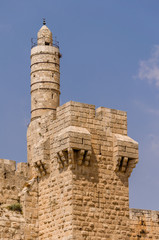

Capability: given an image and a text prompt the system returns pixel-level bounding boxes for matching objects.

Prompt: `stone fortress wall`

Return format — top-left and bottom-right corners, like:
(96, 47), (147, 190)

(0, 159), (27, 239)
(0, 22), (159, 239)
(130, 209), (159, 239)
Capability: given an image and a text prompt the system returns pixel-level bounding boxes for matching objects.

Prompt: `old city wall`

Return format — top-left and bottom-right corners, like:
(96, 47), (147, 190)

(0, 159), (28, 239)
(0, 159), (28, 205)
(0, 159), (39, 240)
(0, 207), (25, 240)
(130, 209), (159, 239)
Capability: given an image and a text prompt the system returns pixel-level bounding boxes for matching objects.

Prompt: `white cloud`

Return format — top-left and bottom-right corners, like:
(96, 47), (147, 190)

(138, 45), (159, 87)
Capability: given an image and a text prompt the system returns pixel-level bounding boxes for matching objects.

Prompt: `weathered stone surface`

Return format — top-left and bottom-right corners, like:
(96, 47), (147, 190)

(0, 207), (25, 240)
(130, 209), (159, 239)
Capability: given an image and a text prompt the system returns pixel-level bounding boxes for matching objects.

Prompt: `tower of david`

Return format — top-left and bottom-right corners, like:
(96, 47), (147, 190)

(0, 22), (159, 240)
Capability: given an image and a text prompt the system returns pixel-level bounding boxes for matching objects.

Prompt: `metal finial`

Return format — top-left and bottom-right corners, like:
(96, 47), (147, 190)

(43, 18), (46, 25)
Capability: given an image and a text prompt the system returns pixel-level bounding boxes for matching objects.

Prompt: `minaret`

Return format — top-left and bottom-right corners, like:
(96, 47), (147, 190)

(30, 20), (61, 120)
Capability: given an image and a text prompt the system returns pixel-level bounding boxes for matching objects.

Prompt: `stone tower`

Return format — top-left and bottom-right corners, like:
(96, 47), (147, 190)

(27, 23), (140, 239)
(30, 21), (60, 120)
(1, 22), (159, 240)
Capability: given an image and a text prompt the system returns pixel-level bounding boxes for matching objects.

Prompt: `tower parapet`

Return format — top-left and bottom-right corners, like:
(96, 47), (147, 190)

(30, 23), (61, 120)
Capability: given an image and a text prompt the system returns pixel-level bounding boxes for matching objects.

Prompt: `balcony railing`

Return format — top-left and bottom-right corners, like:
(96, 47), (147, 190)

(31, 37), (59, 49)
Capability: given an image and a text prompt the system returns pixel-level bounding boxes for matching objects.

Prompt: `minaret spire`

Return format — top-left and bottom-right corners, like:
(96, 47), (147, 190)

(43, 18), (46, 25)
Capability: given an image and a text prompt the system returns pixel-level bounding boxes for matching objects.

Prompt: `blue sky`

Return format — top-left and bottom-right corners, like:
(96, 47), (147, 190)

(0, 0), (159, 210)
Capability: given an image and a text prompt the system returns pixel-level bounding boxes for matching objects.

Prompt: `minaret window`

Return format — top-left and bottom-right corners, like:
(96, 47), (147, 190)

(45, 42), (50, 45)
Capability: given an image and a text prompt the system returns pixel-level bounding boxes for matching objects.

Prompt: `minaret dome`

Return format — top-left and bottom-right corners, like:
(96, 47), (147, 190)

(37, 25), (53, 46)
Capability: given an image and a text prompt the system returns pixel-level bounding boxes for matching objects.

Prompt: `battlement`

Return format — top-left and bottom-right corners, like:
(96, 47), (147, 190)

(0, 158), (28, 205)
(56, 101), (96, 120)
(0, 158), (16, 174)
(130, 208), (159, 222)
(96, 106), (127, 135)
(55, 101), (127, 134)
(130, 208), (159, 238)
(0, 158), (28, 176)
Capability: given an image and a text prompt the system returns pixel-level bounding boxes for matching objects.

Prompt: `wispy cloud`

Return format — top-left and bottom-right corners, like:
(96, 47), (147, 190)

(137, 45), (159, 87)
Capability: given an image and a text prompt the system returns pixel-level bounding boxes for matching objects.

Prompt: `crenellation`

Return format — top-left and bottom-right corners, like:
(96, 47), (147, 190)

(0, 158), (16, 172)
(0, 159), (28, 206)
(130, 209), (159, 239)
(96, 107), (128, 136)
